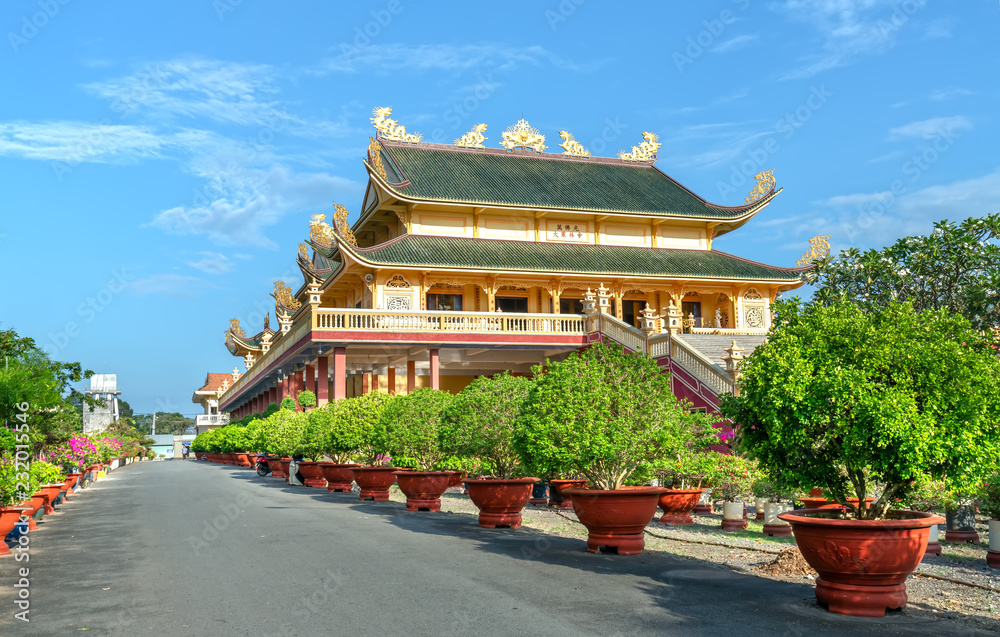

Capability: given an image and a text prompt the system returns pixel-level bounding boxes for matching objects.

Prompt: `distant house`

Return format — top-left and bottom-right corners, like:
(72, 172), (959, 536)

(149, 434), (175, 458)
(191, 371), (238, 435)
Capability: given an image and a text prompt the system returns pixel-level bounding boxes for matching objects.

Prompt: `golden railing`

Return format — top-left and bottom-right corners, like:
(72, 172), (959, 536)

(312, 309), (586, 334)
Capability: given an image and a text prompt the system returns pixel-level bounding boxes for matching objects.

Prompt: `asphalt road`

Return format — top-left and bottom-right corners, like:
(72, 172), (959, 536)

(0, 461), (989, 637)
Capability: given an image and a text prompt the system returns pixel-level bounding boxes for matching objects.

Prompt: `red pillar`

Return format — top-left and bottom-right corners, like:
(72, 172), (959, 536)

(333, 347), (347, 400)
(317, 357), (329, 405)
(306, 364), (316, 395)
(387, 366), (395, 395)
(269, 386), (277, 408)
(281, 375), (289, 402)
(362, 373), (370, 395)
(430, 349), (440, 391)
(406, 360), (416, 394)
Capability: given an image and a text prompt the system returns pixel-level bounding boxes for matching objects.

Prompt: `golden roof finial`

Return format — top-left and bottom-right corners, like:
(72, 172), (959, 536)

(309, 214), (335, 248)
(333, 203), (357, 247)
(745, 170), (776, 204)
(558, 131), (590, 157)
(368, 136), (387, 180)
(618, 132), (661, 163)
(273, 281), (302, 311)
(500, 119), (547, 153)
(298, 242), (309, 263)
(370, 106), (422, 143)
(455, 123), (488, 149)
(228, 318), (245, 338)
(796, 235), (831, 266)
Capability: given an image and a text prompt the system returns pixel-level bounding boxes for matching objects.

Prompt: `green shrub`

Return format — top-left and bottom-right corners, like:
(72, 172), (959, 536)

(0, 459), (37, 505)
(280, 397), (296, 411)
(514, 342), (711, 490)
(30, 460), (65, 485)
(312, 392), (395, 464)
(258, 409), (309, 458)
(380, 389), (453, 471)
(440, 373), (533, 478)
(262, 402), (279, 418)
(721, 299), (1000, 519)
(297, 390), (317, 410)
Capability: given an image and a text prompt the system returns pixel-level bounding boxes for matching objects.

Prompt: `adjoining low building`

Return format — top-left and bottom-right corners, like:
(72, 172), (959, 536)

(216, 109), (808, 417)
(149, 434), (175, 459)
(191, 372), (236, 434)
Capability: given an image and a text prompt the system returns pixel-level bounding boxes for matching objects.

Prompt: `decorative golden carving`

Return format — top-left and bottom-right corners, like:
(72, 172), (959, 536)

(309, 214), (336, 248)
(618, 132), (661, 163)
(273, 281), (302, 310)
(455, 123), (487, 149)
(796, 234), (832, 266)
(332, 203), (358, 247)
(385, 274), (411, 288)
(368, 136), (387, 180)
(745, 170), (776, 204)
(371, 106), (422, 143)
(298, 242), (309, 263)
(228, 318), (246, 338)
(500, 119), (547, 153)
(744, 288), (763, 300)
(558, 131), (589, 157)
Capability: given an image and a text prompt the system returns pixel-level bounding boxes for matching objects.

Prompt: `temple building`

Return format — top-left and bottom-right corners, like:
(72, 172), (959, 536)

(217, 108), (807, 418)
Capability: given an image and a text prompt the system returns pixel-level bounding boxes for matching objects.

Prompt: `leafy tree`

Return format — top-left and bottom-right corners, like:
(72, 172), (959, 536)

(297, 390), (316, 410)
(440, 373), (533, 478)
(134, 412), (195, 435)
(514, 342), (709, 490)
(380, 389), (452, 471)
(807, 214), (1000, 332)
(118, 399), (134, 419)
(721, 299), (1000, 520)
(257, 409), (309, 458)
(280, 397), (296, 411)
(311, 392), (395, 464)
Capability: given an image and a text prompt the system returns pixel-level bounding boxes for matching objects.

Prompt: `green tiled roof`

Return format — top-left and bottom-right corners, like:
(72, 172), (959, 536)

(345, 235), (803, 281)
(380, 143), (766, 219)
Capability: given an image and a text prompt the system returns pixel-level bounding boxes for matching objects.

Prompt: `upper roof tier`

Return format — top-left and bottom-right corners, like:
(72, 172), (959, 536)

(373, 139), (776, 220)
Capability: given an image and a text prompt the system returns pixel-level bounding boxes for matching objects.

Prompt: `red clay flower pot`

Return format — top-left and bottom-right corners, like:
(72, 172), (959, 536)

(548, 479), (588, 510)
(319, 462), (359, 492)
(295, 461), (328, 488)
(0, 506), (25, 555)
(351, 467), (399, 500)
(464, 478), (538, 528)
(564, 486), (667, 555)
(778, 508), (944, 617)
(270, 458), (290, 480)
(27, 494), (45, 530)
(692, 503), (713, 514)
(395, 471), (453, 512)
(233, 453), (252, 467)
(447, 471), (468, 489)
(988, 551), (1000, 569)
(657, 489), (705, 526)
(40, 484), (62, 515)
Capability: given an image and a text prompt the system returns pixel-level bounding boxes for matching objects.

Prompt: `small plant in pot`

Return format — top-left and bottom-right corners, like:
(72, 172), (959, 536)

(514, 342), (711, 555)
(380, 388), (454, 512)
(721, 299), (1000, 617)
(713, 454), (759, 531)
(977, 473), (1000, 569)
(650, 414), (722, 526)
(440, 372), (538, 528)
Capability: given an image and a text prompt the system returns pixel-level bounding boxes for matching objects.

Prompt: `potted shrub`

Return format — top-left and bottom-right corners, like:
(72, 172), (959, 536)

(514, 342), (707, 555)
(0, 458), (35, 553)
(297, 390), (317, 412)
(721, 299), (1000, 617)
(31, 461), (65, 515)
(258, 409), (309, 480)
(314, 392), (394, 493)
(381, 388), (455, 511)
(291, 410), (328, 487)
(650, 420), (722, 526)
(977, 473), (1000, 568)
(713, 454), (758, 531)
(440, 372), (538, 528)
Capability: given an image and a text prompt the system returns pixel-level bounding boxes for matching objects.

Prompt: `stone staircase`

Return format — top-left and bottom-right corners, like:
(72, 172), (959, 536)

(672, 334), (768, 371)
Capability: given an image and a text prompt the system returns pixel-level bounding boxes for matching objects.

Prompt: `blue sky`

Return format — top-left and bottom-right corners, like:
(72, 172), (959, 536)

(0, 0), (995, 413)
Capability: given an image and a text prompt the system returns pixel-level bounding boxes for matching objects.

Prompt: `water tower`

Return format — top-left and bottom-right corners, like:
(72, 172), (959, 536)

(82, 374), (122, 433)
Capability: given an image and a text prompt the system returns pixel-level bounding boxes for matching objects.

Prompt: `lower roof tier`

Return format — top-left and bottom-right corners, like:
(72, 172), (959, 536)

(339, 234), (805, 282)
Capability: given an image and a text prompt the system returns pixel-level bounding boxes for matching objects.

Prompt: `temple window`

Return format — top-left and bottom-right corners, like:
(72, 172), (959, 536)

(427, 293), (463, 311)
(559, 298), (584, 314)
(682, 300), (703, 327)
(496, 296), (528, 313)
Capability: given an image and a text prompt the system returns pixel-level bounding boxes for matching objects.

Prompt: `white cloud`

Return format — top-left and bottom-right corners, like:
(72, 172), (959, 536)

(186, 252), (236, 274)
(313, 43), (600, 75)
(774, 0), (916, 80)
(922, 18), (955, 40)
(712, 34), (759, 54)
(887, 116), (971, 141)
(127, 274), (220, 298)
(150, 165), (363, 247)
(928, 87), (974, 101)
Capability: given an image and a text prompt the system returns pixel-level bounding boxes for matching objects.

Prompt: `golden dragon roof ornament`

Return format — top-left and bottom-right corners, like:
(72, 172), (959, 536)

(228, 318), (246, 338)
(333, 202), (357, 247)
(618, 132), (661, 163)
(371, 106), (422, 143)
(796, 234), (831, 266)
(298, 242), (309, 263)
(309, 214), (336, 249)
(745, 170), (776, 205)
(455, 123), (487, 149)
(273, 281), (302, 311)
(558, 131), (590, 157)
(368, 136), (387, 180)
(500, 118), (547, 153)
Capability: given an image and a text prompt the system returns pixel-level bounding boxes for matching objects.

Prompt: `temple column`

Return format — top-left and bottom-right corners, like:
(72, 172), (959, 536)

(306, 364), (316, 395)
(317, 357), (329, 406)
(406, 360), (416, 394)
(269, 386), (277, 407)
(387, 366), (396, 395)
(281, 375), (289, 402)
(333, 347), (347, 400)
(362, 372), (370, 395)
(430, 349), (440, 391)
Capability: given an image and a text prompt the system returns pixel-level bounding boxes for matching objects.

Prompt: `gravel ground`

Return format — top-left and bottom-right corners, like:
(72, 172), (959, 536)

(387, 488), (1000, 632)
